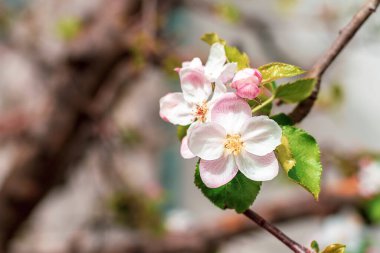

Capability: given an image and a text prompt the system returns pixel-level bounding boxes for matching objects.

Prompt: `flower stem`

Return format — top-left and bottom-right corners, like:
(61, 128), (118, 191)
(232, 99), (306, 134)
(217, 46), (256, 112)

(252, 94), (275, 114)
(243, 209), (313, 253)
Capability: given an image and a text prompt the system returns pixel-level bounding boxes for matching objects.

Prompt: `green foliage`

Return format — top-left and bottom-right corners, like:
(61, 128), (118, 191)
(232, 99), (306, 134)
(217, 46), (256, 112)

(321, 244), (346, 253)
(201, 33), (226, 45)
(275, 78), (317, 103)
(56, 17), (82, 41)
(195, 162), (261, 213)
(258, 62), (305, 84)
(108, 191), (164, 234)
(177, 125), (190, 141)
(364, 195), (380, 224)
(277, 126), (322, 199)
(225, 45), (250, 70)
(270, 113), (294, 126)
(311, 240), (320, 253)
(215, 3), (241, 23)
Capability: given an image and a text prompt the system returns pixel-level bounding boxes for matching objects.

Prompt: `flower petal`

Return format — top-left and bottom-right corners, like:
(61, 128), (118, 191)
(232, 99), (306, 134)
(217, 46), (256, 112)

(180, 67), (212, 104)
(159, 92), (194, 125)
(240, 116), (282, 156)
(211, 92), (252, 134)
(180, 135), (196, 159)
(236, 150), (279, 181)
(205, 43), (226, 82)
(182, 57), (203, 69)
(219, 62), (237, 84)
(200, 155), (238, 188)
(188, 122), (226, 160)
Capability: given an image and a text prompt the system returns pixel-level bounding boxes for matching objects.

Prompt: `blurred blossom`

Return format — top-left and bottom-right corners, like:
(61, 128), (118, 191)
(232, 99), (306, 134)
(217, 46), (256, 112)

(165, 209), (195, 233)
(358, 159), (380, 197)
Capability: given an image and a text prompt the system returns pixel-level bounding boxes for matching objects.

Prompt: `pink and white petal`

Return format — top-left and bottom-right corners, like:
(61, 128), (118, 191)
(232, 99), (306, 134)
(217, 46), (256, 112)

(182, 57), (203, 69)
(180, 135), (196, 159)
(236, 150), (279, 181)
(219, 62), (237, 84)
(205, 43), (226, 82)
(240, 116), (282, 156)
(200, 155), (238, 188)
(211, 92), (252, 134)
(180, 68), (212, 104)
(188, 122), (226, 160)
(159, 92), (194, 125)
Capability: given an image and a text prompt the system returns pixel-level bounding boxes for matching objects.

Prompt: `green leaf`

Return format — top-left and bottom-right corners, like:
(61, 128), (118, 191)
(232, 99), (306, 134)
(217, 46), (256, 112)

(364, 195), (380, 224)
(275, 78), (317, 103)
(177, 125), (190, 141)
(215, 3), (241, 23)
(225, 45), (250, 70)
(311, 240), (320, 253)
(201, 33), (226, 45)
(270, 113), (294, 126)
(322, 244), (346, 253)
(195, 162), (261, 213)
(258, 62), (305, 84)
(278, 126), (322, 199)
(248, 94), (273, 115)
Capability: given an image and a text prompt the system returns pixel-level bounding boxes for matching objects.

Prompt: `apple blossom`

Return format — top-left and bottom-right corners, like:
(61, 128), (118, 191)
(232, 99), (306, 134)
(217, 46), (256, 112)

(188, 93), (282, 188)
(358, 159), (380, 197)
(231, 68), (262, 100)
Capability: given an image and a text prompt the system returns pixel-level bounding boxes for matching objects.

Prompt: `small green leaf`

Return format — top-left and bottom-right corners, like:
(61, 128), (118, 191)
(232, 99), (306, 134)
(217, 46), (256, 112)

(322, 244), (346, 253)
(56, 16), (82, 41)
(275, 78), (317, 103)
(177, 125), (190, 141)
(195, 162), (261, 213)
(270, 113), (294, 126)
(364, 195), (380, 224)
(279, 126), (322, 199)
(275, 136), (296, 173)
(201, 33), (226, 45)
(258, 62), (305, 84)
(215, 3), (241, 23)
(311, 240), (320, 253)
(225, 45), (250, 70)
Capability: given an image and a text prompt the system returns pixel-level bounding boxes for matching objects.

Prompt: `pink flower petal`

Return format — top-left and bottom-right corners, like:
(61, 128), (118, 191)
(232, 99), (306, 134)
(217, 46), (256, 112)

(200, 155), (238, 188)
(180, 135), (196, 159)
(188, 122), (226, 160)
(240, 116), (282, 156)
(180, 68), (212, 105)
(231, 68), (262, 100)
(236, 151), (279, 181)
(159, 92), (194, 125)
(211, 93), (252, 134)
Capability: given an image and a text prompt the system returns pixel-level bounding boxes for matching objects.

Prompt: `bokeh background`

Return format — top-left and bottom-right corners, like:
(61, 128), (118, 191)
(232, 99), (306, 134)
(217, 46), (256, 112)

(0, 0), (380, 252)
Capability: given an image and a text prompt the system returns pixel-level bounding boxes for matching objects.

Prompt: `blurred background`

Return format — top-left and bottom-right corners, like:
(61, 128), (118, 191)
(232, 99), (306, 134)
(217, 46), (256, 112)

(0, 0), (380, 252)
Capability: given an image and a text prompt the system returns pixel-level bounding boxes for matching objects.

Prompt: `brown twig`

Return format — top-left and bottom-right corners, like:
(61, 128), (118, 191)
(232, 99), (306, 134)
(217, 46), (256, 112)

(243, 209), (313, 253)
(289, 0), (380, 123)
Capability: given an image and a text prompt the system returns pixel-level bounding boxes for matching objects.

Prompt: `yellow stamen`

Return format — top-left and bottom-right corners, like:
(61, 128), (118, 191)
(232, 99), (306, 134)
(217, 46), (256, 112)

(194, 102), (208, 123)
(224, 134), (243, 155)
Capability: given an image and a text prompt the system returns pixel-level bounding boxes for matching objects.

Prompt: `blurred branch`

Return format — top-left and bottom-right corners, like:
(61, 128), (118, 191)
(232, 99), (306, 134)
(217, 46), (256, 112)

(0, 0), (181, 250)
(289, 0), (380, 123)
(69, 192), (354, 253)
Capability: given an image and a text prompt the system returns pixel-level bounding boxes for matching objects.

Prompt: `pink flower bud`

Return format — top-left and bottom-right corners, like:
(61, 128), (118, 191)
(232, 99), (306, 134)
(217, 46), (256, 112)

(231, 68), (262, 100)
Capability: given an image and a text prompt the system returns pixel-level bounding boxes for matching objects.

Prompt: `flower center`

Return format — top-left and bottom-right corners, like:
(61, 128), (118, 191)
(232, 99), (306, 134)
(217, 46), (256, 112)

(194, 102), (208, 123)
(224, 134), (243, 155)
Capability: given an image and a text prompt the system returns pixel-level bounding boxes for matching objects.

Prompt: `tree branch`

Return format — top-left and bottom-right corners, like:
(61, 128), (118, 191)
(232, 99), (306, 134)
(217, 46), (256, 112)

(289, 0), (380, 123)
(243, 209), (313, 253)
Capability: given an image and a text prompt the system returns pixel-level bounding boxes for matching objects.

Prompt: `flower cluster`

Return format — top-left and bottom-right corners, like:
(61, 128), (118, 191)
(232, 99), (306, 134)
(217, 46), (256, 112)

(159, 42), (282, 188)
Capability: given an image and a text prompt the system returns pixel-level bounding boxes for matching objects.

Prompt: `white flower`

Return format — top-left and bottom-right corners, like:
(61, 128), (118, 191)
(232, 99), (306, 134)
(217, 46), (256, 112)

(188, 93), (282, 188)
(159, 43), (237, 159)
(358, 159), (380, 197)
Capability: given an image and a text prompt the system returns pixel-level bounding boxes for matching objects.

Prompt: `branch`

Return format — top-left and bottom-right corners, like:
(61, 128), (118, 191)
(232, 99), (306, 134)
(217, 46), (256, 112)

(243, 209), (313, 253)
(289, 0), (380, 123)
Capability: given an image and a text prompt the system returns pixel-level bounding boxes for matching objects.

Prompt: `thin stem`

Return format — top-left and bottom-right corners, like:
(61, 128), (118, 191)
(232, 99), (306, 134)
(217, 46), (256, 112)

(252, 94), (275, 113)
(289, 0), (380, 123)
(243, 209), (313, 253)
